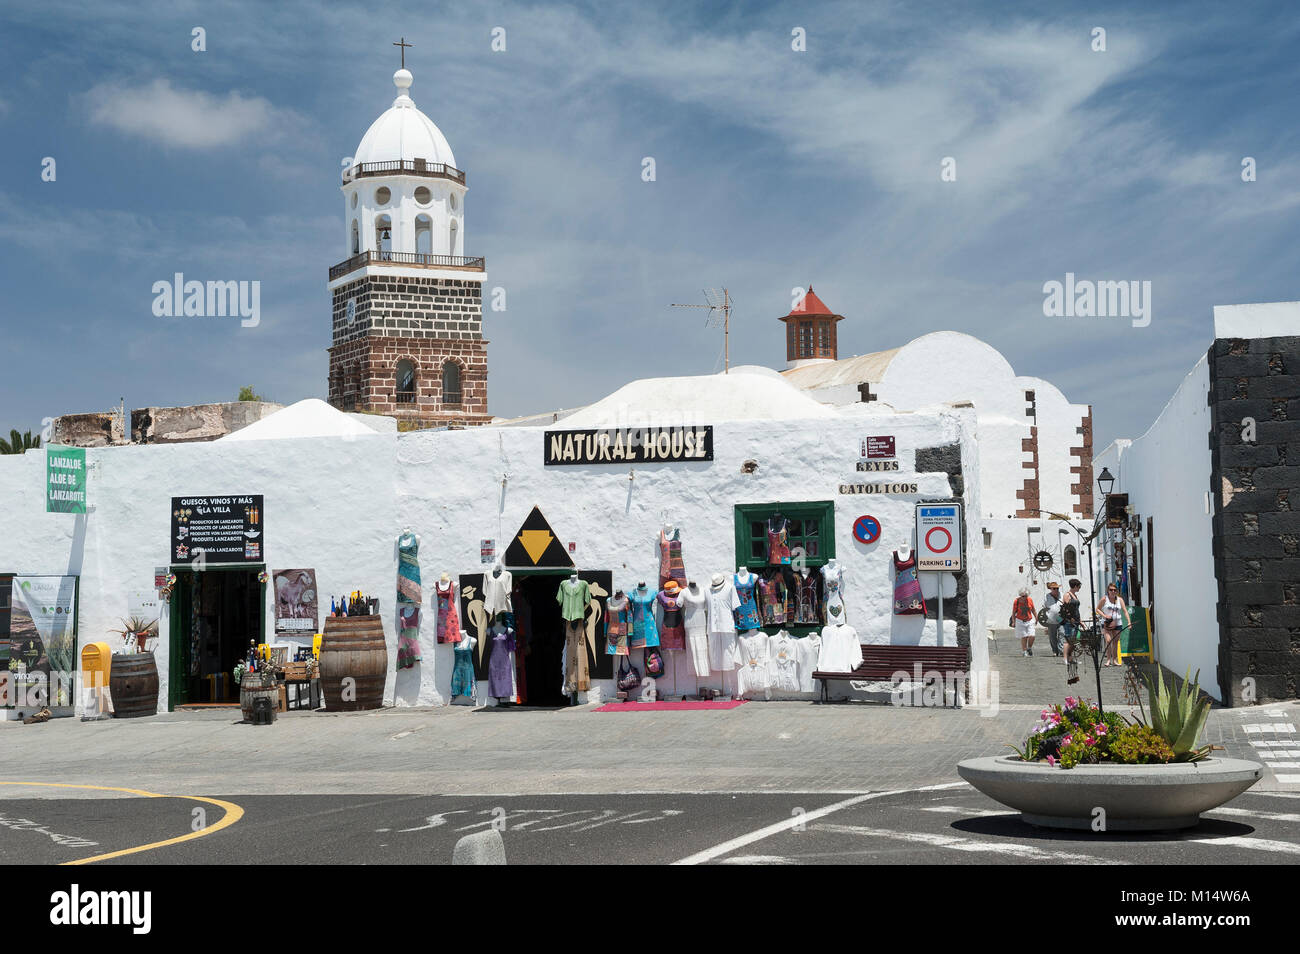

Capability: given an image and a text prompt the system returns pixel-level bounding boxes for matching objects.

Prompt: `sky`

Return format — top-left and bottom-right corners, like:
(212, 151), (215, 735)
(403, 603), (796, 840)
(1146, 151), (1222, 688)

(1, 0), (1298, 451)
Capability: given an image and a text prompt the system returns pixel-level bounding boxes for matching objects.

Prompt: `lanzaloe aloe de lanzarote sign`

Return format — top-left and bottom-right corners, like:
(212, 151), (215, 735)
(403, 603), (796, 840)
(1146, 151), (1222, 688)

(45, 445), (86, 514)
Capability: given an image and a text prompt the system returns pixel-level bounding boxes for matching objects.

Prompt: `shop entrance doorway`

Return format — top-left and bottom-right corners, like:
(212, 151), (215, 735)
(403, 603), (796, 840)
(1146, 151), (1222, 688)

(516, 574), (568, 707)
(168, 565), (265, 709)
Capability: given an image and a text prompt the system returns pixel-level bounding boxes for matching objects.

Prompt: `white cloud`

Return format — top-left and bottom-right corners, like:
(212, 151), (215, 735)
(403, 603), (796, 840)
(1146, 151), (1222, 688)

(84, 78), (298, 148)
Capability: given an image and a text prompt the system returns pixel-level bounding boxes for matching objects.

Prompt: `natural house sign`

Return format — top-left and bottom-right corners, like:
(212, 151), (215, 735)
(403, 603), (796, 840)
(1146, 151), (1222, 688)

(544, 427), (713, 465)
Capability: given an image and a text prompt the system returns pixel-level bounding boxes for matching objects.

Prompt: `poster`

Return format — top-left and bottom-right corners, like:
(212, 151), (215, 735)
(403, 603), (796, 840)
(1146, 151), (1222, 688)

(273, 568), (319, 633)
(46, 446), (86, 514)
(480, 540), (495, 564)
(6, 576), (78, 708)
(862, 435), (896, 459)
(171, 495), (263, 564)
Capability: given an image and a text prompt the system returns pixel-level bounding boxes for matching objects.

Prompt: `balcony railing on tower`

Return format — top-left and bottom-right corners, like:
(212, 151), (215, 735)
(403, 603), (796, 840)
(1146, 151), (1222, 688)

(343, 160), (466, 185)
(329, 250), (486, 280)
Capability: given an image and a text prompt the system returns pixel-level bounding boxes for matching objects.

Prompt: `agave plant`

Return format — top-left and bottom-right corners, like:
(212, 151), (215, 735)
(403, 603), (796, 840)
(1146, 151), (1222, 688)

(1137, 668), (1214, 762)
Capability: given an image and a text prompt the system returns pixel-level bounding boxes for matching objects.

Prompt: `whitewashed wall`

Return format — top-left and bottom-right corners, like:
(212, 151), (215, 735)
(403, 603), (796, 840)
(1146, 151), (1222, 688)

(0, 401), (992, 714)
(396, 404), (987, 705)
(0, 434), (398, 715)
(1091, 356), (1219, 698)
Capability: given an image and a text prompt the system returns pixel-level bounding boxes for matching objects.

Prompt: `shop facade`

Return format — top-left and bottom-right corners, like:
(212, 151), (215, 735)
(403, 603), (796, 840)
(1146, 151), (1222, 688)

(0, 371), (990, 716)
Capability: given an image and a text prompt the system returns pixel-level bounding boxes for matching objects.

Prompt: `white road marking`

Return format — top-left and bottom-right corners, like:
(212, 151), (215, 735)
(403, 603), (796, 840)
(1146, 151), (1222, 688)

(1208, 806), (1300, 823)
(1184, 835), (1300, 856)
(672, 781), (970, 865)
(811, 824), (1123, 864)
(915, 805), (1005, 817)
(0, 812), (98, 849)
(1262, 761), (1300, 767)
(719, 855), (793, 865)
(1243, 723), (1296, 734)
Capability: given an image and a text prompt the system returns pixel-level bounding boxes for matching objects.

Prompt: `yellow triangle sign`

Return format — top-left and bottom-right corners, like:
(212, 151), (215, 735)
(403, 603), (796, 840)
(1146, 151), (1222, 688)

(518, 529), (554, 565)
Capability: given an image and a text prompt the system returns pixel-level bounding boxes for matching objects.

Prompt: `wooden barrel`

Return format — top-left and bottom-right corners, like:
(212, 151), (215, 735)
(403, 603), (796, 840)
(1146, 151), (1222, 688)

(240, 672), (279, 723)
(319, 616), (388, 711)
(109, 652), (159, 718)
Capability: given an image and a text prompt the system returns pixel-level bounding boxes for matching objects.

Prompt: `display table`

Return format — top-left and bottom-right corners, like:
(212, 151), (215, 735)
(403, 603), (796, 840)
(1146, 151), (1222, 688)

(284, 677), (321, 710)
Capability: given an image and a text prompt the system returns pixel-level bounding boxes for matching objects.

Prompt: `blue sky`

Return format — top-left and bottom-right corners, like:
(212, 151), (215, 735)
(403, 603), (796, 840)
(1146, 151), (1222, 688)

(2, 0), (1298, 450)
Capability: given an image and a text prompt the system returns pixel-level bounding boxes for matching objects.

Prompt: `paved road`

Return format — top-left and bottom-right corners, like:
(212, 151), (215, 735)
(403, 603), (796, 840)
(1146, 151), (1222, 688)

(2, 786), (1298, 865)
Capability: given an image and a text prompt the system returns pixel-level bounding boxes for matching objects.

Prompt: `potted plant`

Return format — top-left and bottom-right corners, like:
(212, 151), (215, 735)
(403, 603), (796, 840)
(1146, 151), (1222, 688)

(111, 616), (159, 653)
(957, 670), (1262, 830)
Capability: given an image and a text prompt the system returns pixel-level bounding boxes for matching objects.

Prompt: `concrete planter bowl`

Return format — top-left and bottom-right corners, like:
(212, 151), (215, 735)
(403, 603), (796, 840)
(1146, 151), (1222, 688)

(957, 755), (1262, 831)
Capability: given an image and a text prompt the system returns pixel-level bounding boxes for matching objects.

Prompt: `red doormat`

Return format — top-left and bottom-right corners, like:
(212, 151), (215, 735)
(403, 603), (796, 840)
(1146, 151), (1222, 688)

(593, 700), (747, 712)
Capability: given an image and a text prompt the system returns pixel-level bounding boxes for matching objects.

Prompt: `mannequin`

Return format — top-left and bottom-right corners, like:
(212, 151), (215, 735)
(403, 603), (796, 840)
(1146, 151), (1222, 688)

(433, 573), (461, 644)
(821, 559), (846, 623)
(483, 561), (513, 617)
(659, 522), (686, 588)
(491, 559), (504, 578)
(816, 602), (862, 674)
(735, 566), (752, 584)
(732, 567), (762, 632)
(487, 617), (517, 702)
(450, 628), (478, 702)
(557, 573), (592, 698)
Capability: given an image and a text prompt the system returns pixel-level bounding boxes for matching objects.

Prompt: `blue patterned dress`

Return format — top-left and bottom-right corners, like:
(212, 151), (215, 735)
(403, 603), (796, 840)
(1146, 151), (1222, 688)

(733, 574), (762, 631)
(450, 640), (476, 698)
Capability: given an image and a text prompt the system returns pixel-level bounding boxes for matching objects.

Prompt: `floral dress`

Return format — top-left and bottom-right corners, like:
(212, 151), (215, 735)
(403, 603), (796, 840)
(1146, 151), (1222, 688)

(733, 574), (762, 631)
(435, 580), (462, 642)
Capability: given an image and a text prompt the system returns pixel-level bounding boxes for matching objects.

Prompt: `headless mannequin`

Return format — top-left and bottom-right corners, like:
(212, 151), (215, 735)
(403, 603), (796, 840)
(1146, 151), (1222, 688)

(735, 566), (752, 584)
(895, 544), (911, 561)
(491, 560), (503, 579)
(687, 580), (700, 594)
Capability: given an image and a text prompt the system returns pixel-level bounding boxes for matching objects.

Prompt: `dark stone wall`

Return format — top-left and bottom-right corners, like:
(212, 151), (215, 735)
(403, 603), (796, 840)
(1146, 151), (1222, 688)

(915, 443), (969, 647)
(1208, 335), (1300, 705)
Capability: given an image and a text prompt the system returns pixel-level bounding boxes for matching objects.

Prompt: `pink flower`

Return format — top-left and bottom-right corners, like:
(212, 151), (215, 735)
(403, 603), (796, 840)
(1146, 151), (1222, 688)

(1062, 735), (1073, 746)
(1094, 724), (1107, 736)
(1065, 696), (1078, 708)
(1085, 736), (1097, 747)
(1046, 755), (1057, 767)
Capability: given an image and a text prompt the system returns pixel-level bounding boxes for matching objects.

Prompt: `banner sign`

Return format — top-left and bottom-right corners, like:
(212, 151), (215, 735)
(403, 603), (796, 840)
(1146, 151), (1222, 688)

(46, 446), (86, 514)
(4, 576), (78, 708)
(480, 540), (495, 564)
(544, 427), (713, 465)
(272, 569), (318, 633)
(916, 503), (964, 572)
(171, 495), (263, 564)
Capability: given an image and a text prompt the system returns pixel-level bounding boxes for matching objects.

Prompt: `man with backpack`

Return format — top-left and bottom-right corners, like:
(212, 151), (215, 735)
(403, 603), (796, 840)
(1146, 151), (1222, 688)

(1041, 581), (1064, 655)
(1057, 578), (1084, 684)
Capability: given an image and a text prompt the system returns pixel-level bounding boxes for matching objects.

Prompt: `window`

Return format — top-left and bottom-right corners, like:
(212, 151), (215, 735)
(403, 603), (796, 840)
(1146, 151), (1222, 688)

(442, 360), (462, 406)
(1063, 545), (1078, 575)
(415, 214), (432, 254)
(798, 323), (811, 358)
(350, 220), (359, 255)
(450, 192), (458, 211)
(414, 186), (432, 205)
(733, 501), (836, 569)
(449, 219), (458, 254)
(376, 214), (392, 258)
(396, 359), (416, 404)
(375, 186), (391, 205)
(819, 321), (830, 355)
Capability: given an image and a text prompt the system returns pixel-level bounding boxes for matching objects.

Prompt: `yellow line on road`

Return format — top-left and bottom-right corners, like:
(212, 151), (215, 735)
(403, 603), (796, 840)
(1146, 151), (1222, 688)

(0, 782), (243, 864)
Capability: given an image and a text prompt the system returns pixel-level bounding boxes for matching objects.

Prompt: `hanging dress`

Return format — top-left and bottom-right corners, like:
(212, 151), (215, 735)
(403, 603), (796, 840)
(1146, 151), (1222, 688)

(488, 625), (517, 699)
(768, 631), (800, 692)
(733, 573), (762, 631)
(628, 587), (659, 648)
(435, 580), (462, 643)
(794, 572), (820, 625)
(396, 531), (423, 669)
(658, 528), (687, 589)
(705, 579), (740, 671)
(605, 594), (630, 656)
(450, 639), (477, 698)
(758, 575), (787, 626)
(483, 568), (513, 618)
(892, 551), (924, 616)
(657, 589), (686, 651)
(766, 517), (790, 566)
(681, 587), (710, 677)
(821, 563), (845, 622)
(735, 631), (771, 695)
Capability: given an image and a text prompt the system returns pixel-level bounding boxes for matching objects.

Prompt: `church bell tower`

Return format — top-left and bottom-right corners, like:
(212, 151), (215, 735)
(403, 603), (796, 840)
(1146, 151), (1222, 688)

(327, 53), (490, 426)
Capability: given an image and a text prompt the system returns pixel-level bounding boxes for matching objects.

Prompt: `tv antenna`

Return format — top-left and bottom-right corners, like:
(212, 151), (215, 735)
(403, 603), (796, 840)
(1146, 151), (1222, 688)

(671, 288), (734, 373)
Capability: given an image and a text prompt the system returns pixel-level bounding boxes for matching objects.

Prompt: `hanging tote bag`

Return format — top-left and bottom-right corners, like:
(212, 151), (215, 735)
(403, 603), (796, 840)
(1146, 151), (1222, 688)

(617, 656), (641, 691)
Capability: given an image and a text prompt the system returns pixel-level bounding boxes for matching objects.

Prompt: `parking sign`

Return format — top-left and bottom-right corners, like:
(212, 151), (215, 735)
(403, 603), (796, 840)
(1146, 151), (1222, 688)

(915, 503), (963, 572)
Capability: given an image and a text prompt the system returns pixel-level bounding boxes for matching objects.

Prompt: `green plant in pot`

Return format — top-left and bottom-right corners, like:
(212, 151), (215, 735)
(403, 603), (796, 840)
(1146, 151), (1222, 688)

(111, 616), (159, 653)
(1134, 667), (1215, 763)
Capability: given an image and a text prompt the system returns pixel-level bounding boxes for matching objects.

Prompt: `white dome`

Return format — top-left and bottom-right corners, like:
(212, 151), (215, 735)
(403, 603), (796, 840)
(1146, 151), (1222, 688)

(353, 70), (457, 169)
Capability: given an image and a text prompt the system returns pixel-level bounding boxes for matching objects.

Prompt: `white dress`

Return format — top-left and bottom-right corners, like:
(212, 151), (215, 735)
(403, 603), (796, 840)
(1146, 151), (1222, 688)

(483, 569), (513, 616)
(821, 563), (845, 622)
(734, 632), (770, 695)
(816, 623), (862, 673)
(681, 587), (710, 677)
(795, 634), (822, 693)
(705, 580), (741, 671)
(768, 631), (800, 692)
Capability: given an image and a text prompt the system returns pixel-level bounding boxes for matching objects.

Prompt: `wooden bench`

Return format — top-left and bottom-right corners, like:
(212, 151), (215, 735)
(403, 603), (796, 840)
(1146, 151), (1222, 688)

(813, 644), (970, 706)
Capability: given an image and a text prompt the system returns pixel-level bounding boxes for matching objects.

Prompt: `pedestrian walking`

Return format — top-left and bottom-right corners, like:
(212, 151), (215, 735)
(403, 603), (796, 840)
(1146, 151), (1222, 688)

(1011, 588), (1036, 656)
(1058, 578), (1083, 684)
(1096, 582), (1130, 667)
(1042, 581), (1063, 655)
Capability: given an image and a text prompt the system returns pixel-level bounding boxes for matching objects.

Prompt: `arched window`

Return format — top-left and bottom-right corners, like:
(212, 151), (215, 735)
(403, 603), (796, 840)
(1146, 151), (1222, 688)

(415, 215), (432, 255)
(376, 215), (392, 259)
(1063, 545), (1078, 575)
(396, 359), (416, 404)
(442, 360), (462, 407)
(449, 219), (458, 255)
(351, 220), (359, 255)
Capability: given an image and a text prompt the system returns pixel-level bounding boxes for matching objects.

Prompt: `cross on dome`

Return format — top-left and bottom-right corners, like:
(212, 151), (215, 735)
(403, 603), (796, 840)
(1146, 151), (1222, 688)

(392, 36), (412, 69)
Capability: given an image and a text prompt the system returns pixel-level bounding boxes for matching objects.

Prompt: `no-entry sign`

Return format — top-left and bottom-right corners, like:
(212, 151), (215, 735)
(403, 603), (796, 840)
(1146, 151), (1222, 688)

(916, 503), (963, 571)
